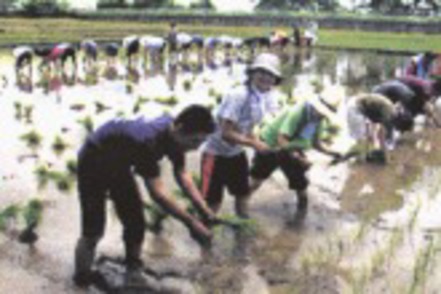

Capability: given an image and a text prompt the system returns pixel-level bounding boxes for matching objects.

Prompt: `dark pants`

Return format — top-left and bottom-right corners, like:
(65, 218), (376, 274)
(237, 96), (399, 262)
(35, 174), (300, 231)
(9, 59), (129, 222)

(77, 143), (146, 260)
(250, 150), (309, 191)
(201, 152), (250, 210)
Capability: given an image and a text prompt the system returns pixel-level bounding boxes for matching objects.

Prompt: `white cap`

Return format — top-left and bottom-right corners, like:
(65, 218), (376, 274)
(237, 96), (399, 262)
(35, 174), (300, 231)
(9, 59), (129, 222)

(248, 53), (282, 81)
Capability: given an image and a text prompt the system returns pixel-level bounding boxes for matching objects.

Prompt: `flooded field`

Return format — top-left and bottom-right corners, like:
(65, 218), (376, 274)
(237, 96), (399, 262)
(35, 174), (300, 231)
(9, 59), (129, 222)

(1, 47), (441, 294)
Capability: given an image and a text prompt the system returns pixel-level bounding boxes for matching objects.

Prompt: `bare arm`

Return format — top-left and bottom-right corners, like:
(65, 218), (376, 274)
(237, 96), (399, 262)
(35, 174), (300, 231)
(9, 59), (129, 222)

(174, 169), (217, 222)
(145, 177), (211, 239)
(220, 119), (268, 151)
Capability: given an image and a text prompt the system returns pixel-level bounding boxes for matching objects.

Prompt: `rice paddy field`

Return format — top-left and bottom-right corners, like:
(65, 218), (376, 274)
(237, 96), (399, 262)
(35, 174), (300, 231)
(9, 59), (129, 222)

(1, 17), (441, 294)
(1, 17), (441, 52)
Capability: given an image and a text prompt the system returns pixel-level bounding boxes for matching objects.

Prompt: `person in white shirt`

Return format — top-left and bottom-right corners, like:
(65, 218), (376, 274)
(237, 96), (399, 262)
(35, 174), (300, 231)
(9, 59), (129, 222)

(200, 53), (282, 218)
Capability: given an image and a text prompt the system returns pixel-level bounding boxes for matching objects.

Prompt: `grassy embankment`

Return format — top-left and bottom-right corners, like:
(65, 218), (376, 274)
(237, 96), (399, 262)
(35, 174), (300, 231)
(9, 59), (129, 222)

(0, 17), (440, 52)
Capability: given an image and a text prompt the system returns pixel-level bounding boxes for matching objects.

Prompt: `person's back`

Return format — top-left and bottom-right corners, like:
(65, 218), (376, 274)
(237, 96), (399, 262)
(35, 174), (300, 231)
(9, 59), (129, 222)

(82, 115), (176, 173)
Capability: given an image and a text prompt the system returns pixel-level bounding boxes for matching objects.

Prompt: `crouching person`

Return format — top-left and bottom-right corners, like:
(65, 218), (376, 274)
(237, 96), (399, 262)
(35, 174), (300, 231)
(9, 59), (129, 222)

(73, 105), (218, 288)
(250, 92), (342, 212)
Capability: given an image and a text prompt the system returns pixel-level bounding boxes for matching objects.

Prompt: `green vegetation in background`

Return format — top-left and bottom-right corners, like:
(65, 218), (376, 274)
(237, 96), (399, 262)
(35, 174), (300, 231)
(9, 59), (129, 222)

(0, 18), (440, 53)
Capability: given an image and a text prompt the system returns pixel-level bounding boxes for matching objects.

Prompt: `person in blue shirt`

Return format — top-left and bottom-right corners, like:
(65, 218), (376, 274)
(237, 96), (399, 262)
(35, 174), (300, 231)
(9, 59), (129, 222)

(73, 105), (218, 288)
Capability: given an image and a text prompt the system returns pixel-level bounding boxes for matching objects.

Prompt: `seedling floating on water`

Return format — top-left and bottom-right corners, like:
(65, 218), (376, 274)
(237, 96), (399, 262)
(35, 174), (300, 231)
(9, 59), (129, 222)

(20, 130), (43, 150)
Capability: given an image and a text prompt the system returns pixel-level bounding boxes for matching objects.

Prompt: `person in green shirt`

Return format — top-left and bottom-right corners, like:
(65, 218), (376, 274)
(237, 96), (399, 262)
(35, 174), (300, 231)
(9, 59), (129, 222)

(249, 93), (343, 211)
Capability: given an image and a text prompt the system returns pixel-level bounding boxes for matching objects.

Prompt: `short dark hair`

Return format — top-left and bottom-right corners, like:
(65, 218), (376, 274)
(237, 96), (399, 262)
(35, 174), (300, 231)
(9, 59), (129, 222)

(175, 105), (215, 134)
(392, 109), (414, 132)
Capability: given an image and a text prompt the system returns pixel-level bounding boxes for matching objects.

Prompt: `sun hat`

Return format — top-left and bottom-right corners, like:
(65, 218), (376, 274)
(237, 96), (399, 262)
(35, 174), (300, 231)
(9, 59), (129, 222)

(247, 53), (282, 84)
(307, 85), (345, 124)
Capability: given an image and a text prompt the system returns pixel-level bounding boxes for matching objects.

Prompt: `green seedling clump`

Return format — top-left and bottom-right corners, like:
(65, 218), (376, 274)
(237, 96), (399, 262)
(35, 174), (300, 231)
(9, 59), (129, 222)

(0, 204), (21, 231)
(52, 136), (69, 156)
(20, 130), (43, 150)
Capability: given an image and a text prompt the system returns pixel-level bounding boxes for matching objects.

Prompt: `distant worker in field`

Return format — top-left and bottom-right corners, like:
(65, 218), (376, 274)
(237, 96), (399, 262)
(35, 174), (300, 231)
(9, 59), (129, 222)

(345, 93), (412, 163)
(73, 105), (218, 288)
(139, 35), (166, 70)
(166, 21), (179, 66)
(123, 35), (140, 69)
(405, 51), (438, 79)
(249, 87), (343, 212)
(34, 43), (77, 75)
(373, 76), (441, 129)
(80, 39), (98, 72)
(200, 53), (282, 218)
(13, 45), (33, 92)
(303, 21), (319, 47)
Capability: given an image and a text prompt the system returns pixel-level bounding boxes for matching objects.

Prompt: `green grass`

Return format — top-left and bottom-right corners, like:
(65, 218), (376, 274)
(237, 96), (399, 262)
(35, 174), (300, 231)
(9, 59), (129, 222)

(0, 17), (440, 52)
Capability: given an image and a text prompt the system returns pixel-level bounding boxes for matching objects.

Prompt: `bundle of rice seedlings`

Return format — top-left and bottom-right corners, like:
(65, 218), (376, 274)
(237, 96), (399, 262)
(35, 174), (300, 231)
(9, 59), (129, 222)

(143, 202), (167, 234)
(215, 214), (259, 237)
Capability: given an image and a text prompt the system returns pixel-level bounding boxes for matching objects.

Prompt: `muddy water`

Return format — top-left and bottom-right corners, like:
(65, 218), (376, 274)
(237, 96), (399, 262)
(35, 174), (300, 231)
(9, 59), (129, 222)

(1, 47), (441, 293)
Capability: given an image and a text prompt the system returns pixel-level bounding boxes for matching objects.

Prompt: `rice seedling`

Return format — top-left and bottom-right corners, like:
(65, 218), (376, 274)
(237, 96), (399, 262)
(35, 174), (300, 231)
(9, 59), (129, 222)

(409, 237), (435, 294)
(22, 198), (43, 228)
(408, 198), (421, 231)
(126, 82), (133, 94)
(14, 101), (23, 120)
(183, 79), (192, 92)
(132, 96), (149, 114)
(349, 265), (371, 294)
(53, 172), (75, 193)
(95, 101), (111, 114)
(143, 202), (167, 234)
(34, 165), (75, 193)
(77, 116), (94, 134)
(103, 66), (119, 80)
(154, 95), (178, 106)
(20, 129), (43, 150)
(355, 220), (370, 242)
(65, 159), (78, 177)
(34, 164), (51, 189)
(52, 135), (69, 156)
(215, 214), (259, 237)
(0, 204), (21, 231)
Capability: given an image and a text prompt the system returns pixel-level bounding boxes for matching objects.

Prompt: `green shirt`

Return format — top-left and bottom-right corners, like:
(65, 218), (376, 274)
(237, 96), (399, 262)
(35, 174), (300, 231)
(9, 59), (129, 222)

(260, 101), (326, 151)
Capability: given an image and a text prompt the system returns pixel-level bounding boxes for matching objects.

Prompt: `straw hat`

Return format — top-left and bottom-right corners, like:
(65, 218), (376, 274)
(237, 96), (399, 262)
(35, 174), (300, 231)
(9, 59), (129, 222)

(247, 53), (282, 84)
(308, 85), (345, 125)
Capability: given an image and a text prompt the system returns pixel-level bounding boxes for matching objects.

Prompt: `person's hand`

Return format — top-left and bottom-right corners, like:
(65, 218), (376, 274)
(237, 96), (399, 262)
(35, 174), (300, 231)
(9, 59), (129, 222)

(253, 140), (269, 152)
(189, 219), (212, 248)
(292, 151), (311, 169)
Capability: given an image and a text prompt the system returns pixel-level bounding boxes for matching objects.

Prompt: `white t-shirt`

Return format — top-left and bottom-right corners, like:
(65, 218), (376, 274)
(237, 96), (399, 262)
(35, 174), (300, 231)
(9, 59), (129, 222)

(203, 84), (278, 156)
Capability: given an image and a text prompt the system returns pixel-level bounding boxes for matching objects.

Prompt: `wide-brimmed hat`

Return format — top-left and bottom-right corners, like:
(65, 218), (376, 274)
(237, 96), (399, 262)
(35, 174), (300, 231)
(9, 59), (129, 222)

(247, 53), (282, 84)
(308, 85), (345, 124)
